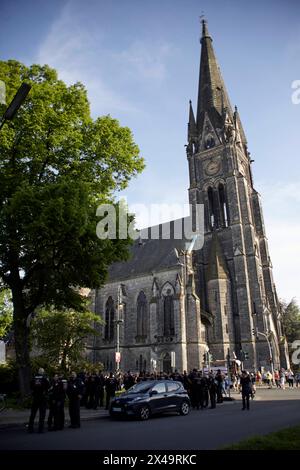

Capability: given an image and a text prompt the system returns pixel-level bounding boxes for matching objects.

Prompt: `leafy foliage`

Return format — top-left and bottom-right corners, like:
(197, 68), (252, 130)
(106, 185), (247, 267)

(31, 308), (101, 371)
(0, 60), (144, 313)
(0, 288), (13, 339)
(282, 298), (300, 345)
(0, 60), (144, 394)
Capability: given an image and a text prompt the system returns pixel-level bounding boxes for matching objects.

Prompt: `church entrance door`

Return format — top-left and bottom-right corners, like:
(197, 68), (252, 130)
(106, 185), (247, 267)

(162, 353), (171, 373)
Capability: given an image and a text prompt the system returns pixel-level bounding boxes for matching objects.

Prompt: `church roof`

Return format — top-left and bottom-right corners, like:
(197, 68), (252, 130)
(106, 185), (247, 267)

(108, 219), (190, 281)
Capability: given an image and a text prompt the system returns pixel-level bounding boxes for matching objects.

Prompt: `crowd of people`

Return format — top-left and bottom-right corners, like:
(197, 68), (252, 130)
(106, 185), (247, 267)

(27, 366), (300, 433)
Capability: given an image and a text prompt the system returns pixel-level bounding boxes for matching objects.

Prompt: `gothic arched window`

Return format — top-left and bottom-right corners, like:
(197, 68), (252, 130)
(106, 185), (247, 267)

(137, 291), (147, 337)
(207, 187), (215, 229)
(218, 183), (228, 227)
(163, 289), (175, 336)
(104, 296), (115, 341)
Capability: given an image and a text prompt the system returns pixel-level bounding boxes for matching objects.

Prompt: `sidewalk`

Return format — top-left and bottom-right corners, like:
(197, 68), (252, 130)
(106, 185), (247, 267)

(0, 407), (109, 430)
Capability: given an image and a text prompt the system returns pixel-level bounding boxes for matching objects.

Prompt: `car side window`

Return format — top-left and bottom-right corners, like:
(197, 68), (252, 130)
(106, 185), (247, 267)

(167, 382), (180, 392)
(151, 383), (166, 394)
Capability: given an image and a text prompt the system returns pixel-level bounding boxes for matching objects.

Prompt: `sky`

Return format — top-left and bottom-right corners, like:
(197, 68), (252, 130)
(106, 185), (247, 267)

(0, 0), (299, 302)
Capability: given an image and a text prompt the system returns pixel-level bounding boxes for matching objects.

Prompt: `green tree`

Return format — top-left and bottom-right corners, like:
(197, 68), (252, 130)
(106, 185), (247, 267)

(0, 60), (144, 396)
(31, 308), (101, 371)
(0, 288), (13, 339)
(282, 298), (300, 345)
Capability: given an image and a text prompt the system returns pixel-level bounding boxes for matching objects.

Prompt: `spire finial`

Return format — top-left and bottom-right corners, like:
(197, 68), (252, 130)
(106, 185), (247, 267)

(201, 16), (210, 39)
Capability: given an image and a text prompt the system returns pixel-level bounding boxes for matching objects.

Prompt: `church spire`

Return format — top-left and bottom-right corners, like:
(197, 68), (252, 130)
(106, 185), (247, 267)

(196, 19), (233, 132)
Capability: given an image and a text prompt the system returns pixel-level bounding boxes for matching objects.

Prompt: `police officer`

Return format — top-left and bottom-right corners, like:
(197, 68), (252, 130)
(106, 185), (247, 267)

(67, 371), (84, 428)
(97, 372), (105, 407)
(28, 368), (50, 433)
(47, 373), (66, 431)
(105, 372), (117, 409)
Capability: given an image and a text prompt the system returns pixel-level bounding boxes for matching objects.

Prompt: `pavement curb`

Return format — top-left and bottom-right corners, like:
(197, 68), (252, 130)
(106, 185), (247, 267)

(0, 410), (109, 431)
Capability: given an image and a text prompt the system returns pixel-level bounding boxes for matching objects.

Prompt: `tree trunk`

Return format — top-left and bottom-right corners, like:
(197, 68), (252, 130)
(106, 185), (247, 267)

(11, 283), (31, 397)
(60, 338), (71, 372)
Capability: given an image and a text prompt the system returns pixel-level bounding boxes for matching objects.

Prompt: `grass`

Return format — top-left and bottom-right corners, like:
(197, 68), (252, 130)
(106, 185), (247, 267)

(223, 425), (300, 450)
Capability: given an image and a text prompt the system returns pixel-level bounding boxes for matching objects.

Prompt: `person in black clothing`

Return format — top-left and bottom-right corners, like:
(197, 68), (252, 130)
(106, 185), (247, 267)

(207, 373), (217, 409)
(215, 370), (224, 403)
(182, 370), (190, 392)
(200, 373), (209, 409)
(47, 374), (67, 431)
(97, 373), (105, 407)
(123, 371), (135, 391)
(28, 368), (50, 433)
(67, 371), (84, 428)
(188, 369), (198, 408)
(240, 370), (252, 410)
(105, 373), (117, 409)
(86, 373), (98, 409)
(194, 372), (203, 410)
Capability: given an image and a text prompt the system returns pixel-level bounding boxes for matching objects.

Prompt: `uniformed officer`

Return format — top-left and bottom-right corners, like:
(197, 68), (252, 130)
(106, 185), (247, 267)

(47, 373), (67, 430)
(67, 371), (84, 428)
(28, 368), (50, 433)
(105, 373), (117, 409)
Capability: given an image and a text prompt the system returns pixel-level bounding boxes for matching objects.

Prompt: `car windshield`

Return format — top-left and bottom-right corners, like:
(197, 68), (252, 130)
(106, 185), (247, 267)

(127, 382), (154, 394)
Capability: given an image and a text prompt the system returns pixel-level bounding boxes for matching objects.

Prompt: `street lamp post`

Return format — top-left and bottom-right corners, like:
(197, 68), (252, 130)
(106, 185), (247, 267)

(256, 329), (275, 381)
(226, 348), (231, 399)
(115, 285), (124, 372)
(0, 82), (31, 131)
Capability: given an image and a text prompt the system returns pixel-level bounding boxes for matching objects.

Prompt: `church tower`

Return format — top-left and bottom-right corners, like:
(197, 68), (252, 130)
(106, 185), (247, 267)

(187, 20), (289, 369)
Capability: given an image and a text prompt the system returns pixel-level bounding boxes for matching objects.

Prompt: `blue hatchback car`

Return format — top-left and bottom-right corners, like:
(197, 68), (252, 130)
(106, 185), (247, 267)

(109, 380), (191, 420)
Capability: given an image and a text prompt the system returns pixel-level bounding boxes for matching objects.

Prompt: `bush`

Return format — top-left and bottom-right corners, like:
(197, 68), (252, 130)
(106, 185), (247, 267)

(30, 356), (61, 377)
(0, 360), (19, 394)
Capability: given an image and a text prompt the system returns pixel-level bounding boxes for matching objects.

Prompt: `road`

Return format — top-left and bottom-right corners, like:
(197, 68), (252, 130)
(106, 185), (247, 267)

(1, 388), (300, 450)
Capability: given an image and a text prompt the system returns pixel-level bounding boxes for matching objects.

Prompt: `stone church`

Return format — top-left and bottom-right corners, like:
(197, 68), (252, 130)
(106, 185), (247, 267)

(90, 20), (289, 373)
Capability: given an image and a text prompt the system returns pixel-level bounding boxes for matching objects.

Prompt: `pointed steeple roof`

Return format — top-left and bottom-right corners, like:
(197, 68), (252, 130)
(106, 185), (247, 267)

(233, 105), (247, 145)
(188, 100), (196, 137)
(207, 231), (229, 280)
(196, 20), (233, 132)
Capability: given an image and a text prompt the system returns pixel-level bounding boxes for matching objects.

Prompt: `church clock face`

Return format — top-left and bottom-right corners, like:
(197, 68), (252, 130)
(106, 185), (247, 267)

(205, 160), (220, 176)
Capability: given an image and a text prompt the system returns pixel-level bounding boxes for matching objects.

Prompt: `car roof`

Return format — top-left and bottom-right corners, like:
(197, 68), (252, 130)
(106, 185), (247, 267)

(135, 380), (182, 385)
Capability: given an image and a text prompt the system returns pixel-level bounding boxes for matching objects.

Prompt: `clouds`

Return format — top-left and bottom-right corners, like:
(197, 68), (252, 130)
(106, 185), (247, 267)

(36, 1), (174, 118)
(33, 1), (299, 303)
(36, 1), (134, 116)
(114, 41), (174, 82)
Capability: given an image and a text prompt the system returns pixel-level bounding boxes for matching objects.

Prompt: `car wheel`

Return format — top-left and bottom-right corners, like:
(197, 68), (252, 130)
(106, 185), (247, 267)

(139, 405), (151, 421)
(180, 401), (190, 416)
